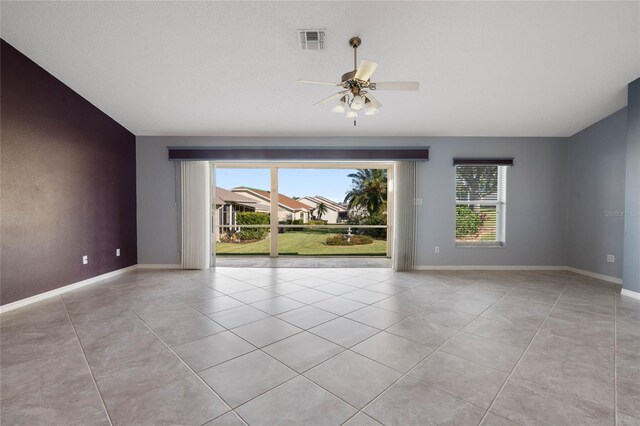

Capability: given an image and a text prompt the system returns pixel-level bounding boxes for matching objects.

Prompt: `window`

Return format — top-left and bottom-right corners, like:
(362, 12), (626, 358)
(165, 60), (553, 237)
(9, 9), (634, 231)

(455, 165), (506, 246)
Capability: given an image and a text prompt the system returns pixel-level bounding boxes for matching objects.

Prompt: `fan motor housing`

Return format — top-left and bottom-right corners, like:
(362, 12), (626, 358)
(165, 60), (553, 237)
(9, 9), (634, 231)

(341, 70), (357, 84)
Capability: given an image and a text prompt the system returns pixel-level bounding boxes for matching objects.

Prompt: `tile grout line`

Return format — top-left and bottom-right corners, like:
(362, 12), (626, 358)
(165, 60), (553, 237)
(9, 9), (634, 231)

(123, 270), (373, 423)
(193, 275), (411, 423)
(217, 328), (359, 425)
(204, 276), (404, 343)
(476, 285), (568, 425)
(153, 277), (392, 366)
(117, 292), (237, 426)
(340, 281), (528, 425)
(60, 295), (114, 426)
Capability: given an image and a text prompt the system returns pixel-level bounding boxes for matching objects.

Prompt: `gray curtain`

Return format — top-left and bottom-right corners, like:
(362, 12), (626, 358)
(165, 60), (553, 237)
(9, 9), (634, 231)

(393, 161), (418, 271)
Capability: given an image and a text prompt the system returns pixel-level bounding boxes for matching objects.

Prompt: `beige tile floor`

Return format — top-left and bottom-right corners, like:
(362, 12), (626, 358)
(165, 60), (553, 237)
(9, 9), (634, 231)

(1, 267), (638, 425)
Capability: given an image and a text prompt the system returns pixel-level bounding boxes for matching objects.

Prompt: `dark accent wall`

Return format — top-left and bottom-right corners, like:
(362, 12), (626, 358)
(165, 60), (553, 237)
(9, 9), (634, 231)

(1, 40), (137, 305)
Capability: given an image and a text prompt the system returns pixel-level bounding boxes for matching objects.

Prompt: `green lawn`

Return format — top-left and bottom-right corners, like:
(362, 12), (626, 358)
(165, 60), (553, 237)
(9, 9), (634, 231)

(216, 229), (387, 256)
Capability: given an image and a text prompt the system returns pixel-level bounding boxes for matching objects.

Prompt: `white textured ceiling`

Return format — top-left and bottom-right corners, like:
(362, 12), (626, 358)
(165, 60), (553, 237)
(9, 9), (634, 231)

(1, 1), (639, 137)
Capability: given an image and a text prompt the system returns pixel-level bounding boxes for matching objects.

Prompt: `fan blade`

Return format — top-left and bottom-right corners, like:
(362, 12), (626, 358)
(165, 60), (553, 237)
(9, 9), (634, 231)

(372, 81), (420, 91)
(297, 80), (341, 86)
(364, 93), (382, 108)
(313, 91), (348, 106)
(354, 60), (378, 81)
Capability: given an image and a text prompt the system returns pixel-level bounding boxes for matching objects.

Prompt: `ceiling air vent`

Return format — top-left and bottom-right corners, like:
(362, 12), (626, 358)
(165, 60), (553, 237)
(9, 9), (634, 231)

(299, 30), (326, 51)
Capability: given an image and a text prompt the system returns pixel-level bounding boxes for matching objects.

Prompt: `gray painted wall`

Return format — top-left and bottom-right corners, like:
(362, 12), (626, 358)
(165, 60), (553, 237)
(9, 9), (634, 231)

(136, 136), (567, 267)
(419, 137), (567, 267)
(624, 79), (640, 292)
(566, 108), (627, 279)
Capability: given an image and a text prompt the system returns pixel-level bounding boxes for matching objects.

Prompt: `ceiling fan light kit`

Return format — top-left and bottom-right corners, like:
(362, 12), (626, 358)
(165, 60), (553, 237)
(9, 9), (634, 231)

(298, 36), (420, 126)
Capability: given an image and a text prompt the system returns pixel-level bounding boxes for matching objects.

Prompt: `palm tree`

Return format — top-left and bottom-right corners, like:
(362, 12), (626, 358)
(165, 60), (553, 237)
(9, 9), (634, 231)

(344, 169), (387, 216)
(316, 202), (328, 220)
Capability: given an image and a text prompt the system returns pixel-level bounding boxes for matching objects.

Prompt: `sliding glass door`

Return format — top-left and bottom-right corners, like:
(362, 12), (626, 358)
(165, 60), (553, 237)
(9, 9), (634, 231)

(213, 163), (392, 258)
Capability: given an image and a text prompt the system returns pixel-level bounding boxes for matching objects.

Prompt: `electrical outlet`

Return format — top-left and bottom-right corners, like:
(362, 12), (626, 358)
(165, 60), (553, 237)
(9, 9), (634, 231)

(82, 255), (88, 265)
(607, 254), (615, 263)
(116, 248), (121, 257)
(435, 246), (440, 253)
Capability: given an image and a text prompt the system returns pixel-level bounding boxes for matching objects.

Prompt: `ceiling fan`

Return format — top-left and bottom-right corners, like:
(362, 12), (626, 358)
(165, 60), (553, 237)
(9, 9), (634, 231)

(298, 36), (419, 126)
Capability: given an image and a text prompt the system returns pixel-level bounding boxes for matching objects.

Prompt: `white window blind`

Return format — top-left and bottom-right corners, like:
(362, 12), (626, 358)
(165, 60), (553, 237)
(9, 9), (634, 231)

(455, 165), (507, 246)
(181, 161), (212, 269)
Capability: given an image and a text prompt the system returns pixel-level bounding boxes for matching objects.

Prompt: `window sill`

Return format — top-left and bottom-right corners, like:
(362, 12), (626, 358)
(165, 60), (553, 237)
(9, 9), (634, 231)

(455, 243), (505, 249)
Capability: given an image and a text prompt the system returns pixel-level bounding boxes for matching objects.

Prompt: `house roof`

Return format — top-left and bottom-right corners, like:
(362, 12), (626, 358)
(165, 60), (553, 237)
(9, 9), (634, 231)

(314, 195), (345, 211)
(215, 187), (257, 205)
(232, 187), (311, 211)
(297, 197), (318, 209)
(299, 196), (344, 212)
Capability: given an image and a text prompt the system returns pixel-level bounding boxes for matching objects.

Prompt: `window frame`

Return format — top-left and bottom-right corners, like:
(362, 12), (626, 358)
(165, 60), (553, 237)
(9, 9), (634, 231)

(454, 165), (507, 248)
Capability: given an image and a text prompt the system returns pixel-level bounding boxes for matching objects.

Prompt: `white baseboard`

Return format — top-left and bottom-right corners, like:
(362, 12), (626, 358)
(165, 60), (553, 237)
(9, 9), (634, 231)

(0, 265), (138, 315)
(621, 289), (640, 300)
(415, 265), (565, 271)
(564, 267), (622, 285)
(416, 264), (623, 285)
(137, 264), (181, 269)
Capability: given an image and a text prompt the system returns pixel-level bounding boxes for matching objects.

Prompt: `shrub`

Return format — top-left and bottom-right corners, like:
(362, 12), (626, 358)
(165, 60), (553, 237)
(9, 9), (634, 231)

(326, 235), (352, 246)
(236, 212), (269, 240)
(347, 213), (387, 239)
(284, 219), (304, 225)
(308, 219), (327, 225)
(237, 212), (270, 225)
(456, 205), (483, 238)
(363, 213), (387, 239)
(325, 234), (374, 246)
(351, 234), (373, 245)
(284, 218), (304, 231)
(237, 228), (266, 241)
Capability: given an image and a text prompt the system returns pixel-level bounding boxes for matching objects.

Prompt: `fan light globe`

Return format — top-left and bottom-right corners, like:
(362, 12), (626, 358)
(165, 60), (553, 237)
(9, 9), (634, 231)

(331, 97), (347, 113)
(346, 109), (358, 119)
(365, 107), (379, 116)
(351, 95), (364, 110)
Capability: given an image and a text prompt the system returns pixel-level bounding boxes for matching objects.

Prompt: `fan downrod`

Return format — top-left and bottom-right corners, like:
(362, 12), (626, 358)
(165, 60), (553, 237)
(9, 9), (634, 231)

(349, 37), (361, 70)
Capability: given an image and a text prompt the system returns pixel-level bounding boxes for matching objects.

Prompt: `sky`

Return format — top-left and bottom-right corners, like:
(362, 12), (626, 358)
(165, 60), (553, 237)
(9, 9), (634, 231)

(215, 168), (358, 203)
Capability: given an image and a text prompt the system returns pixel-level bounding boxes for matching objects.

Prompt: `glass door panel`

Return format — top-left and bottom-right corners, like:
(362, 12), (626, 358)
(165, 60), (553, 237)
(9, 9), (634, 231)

(277, 168), (388, 257)
(214, 168), (271, 256)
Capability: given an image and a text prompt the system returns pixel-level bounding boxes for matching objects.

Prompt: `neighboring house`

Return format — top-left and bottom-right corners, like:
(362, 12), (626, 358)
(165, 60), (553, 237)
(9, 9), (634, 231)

(315, 195), (351, 222)
(298, 195), (346, 223)
(214, 187), (269, 241)
(231, 187), (311, 222)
